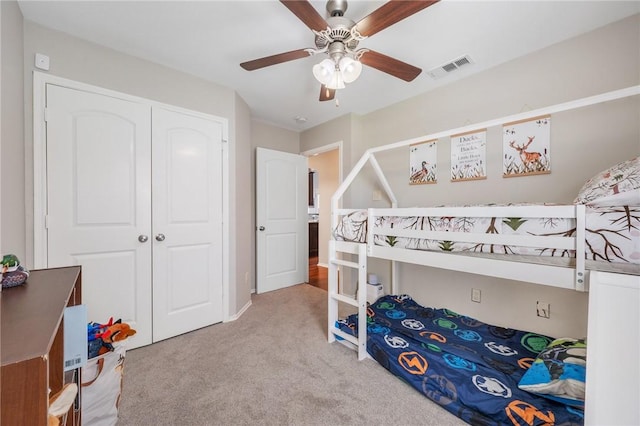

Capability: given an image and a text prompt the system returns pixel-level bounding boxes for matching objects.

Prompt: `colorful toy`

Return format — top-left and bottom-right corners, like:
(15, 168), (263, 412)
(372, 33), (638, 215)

(87, 317), (136, 358)
(1, 254), (19, 272)
(96, 320), (137, 355)
(1, 254), (29, 289)
(87, 317), (115, 358)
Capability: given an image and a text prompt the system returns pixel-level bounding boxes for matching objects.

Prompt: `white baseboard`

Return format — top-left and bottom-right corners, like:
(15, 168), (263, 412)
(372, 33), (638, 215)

(317, 262), (328, 268)
(226, 299), (252, 322)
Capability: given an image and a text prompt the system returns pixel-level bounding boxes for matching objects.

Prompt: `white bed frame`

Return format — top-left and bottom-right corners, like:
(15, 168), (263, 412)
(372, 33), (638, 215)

(327, 85), (640, 361)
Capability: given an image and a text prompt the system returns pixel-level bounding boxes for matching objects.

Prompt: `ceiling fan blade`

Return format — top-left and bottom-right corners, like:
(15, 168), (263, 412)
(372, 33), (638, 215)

(355, 0), (440, 37)
(240, 49), (310, 71)
(359, 50), (422, 82)
(280, 0), (328, 32)
(319, 85), (335, 102)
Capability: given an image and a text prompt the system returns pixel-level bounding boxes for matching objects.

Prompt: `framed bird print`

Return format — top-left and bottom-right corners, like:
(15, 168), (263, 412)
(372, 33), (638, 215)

(451, 129), (486, 182)
(409, 140), (437, 185)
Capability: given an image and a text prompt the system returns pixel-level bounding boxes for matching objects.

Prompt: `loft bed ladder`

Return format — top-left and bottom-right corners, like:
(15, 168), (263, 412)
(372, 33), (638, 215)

(327, 153), (398, 360)
(327, 240), (368, 360)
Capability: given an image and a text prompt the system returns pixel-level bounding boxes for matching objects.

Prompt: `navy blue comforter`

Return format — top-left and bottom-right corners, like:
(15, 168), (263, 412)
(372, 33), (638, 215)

(337, 295), (583, 425)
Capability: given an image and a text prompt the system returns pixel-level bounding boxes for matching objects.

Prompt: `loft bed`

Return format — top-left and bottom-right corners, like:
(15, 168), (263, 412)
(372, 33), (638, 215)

(326, 86), (639, 424)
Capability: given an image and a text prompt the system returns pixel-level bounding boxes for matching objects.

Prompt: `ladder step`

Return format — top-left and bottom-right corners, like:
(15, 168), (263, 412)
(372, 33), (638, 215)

(333, 240), (363, 254)
(330, 292), (358, 307)
(330, 258), (359, 269)
(331, 327), (358, 346)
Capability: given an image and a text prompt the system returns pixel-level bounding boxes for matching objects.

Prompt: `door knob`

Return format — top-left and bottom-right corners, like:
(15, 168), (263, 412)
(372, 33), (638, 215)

(155, 233), (166, 242)
(258, 226), (265, 231)
(138, 235), (149, 243)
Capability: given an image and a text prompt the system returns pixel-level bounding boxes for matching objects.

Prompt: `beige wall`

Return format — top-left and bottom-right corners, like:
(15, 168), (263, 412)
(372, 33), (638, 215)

(356, 13), (640, 208)
(1, 1), (24, 259)
(233, 93), (252, 313)
(308, 149), (339, 266)
(301, 114), (355, 203)
(301, 14), (640, 338)
(21, 21), (252, 316)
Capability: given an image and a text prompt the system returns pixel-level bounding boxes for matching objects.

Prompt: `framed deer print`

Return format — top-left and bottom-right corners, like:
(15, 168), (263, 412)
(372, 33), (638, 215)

(410, 140), (437, 185)
(503, 115), (551, 177)
(451, 129), (486, 182)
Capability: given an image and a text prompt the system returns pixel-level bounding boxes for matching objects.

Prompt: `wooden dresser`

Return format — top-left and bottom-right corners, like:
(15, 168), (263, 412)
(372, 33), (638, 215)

(1, 266), (82, 426)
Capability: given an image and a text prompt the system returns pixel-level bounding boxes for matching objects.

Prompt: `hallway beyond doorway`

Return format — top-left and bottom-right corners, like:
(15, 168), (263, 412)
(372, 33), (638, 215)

(308, 256), (327, 291)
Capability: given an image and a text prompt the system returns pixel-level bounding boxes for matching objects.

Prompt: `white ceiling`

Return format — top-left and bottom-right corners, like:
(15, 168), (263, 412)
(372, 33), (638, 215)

(18, 1), (639, 131)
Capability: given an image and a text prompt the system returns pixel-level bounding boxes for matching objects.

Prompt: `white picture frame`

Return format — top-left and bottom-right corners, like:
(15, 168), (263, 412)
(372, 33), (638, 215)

(503, 115), (551, 177)
(451, 129), (487, 182)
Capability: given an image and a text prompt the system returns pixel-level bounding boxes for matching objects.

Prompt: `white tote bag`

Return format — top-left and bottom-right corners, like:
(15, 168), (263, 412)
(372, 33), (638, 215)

(81, 343), (126, 426)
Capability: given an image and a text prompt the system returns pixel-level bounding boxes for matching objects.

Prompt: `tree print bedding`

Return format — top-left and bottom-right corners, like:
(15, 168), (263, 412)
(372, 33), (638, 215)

(333, 204), (639, 268)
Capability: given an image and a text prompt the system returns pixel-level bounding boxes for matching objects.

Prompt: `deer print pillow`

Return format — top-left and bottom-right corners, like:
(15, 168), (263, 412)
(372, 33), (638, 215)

(574, 156), (640, 206)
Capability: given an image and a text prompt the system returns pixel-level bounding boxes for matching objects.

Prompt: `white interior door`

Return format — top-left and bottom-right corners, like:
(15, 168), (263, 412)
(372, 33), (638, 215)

(46, 84), (152, 348)
(151, 107), (224, 341)
(256, 148), (307, 293)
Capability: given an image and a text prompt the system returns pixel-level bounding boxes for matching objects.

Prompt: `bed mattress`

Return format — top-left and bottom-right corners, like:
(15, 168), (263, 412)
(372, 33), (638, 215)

(333, 204), (639, 272)
(337, 295), (584, 425)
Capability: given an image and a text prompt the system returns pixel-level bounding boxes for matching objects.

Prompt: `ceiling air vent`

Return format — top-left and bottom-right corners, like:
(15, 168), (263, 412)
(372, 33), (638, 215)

(427, 55), (474, 80)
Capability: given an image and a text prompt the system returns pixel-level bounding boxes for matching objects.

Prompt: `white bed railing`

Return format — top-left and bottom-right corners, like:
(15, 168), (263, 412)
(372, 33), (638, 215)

(367, 204), (586, 290)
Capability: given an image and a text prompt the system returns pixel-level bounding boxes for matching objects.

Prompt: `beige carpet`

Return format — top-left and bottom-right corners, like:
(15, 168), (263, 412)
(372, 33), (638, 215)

(117, 284), (466, 425)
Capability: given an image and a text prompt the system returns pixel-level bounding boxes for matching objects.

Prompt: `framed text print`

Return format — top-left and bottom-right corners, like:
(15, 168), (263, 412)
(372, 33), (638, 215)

(410, 140), (437, 185)
(451, 129), (487, 182)
(503, 115), (551, 177)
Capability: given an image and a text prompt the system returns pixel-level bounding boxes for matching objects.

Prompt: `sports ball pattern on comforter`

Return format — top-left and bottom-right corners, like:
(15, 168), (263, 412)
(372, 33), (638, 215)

(337, 295), (583, 425)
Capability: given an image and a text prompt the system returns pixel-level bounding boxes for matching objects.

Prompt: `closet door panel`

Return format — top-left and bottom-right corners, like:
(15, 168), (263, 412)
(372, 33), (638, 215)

(152, 107), (224, 342)
(45, 84), (153, 348)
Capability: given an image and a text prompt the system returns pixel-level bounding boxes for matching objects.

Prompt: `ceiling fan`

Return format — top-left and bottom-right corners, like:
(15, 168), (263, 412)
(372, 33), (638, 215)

(240, 0), (440, 102)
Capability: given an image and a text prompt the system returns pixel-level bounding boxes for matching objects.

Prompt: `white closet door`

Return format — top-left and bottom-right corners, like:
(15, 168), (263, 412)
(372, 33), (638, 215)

(46, 84), (153, 348)
(151, 107), (224, 341)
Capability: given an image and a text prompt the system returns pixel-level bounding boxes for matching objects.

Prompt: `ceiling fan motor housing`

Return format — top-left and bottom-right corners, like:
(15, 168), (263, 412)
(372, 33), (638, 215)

(314, 16), (360, 51)
(326, 0), (348, 17)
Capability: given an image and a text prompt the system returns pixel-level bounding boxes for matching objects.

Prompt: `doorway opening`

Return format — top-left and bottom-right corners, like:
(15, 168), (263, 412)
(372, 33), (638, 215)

(302, 142), (342, 291)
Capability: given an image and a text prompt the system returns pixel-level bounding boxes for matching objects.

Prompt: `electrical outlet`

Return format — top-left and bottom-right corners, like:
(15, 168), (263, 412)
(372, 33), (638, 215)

(536, 301), (550, 318)
(471, 288), (481, 303)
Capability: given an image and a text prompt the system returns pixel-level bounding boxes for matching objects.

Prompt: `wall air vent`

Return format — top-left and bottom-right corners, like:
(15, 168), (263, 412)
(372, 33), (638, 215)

(427, 55), (474, 80)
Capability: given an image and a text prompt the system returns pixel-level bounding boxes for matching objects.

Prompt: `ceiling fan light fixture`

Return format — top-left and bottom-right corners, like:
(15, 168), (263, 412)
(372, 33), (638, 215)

(325, 70), (345, 90)
(312, 58), (336, 85)
(338, 56), (362, 83)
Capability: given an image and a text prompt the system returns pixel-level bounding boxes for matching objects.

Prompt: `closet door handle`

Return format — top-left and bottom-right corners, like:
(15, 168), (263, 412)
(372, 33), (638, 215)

(258, 226), (265, 231)
(155, 234), (166, 242)
(138, 235), (149, 243)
